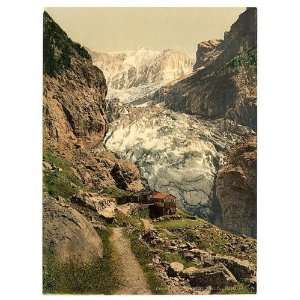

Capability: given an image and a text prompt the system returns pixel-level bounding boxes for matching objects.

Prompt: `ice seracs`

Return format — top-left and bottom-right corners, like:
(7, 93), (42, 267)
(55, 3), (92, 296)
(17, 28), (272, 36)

(104, 105), (251, 220)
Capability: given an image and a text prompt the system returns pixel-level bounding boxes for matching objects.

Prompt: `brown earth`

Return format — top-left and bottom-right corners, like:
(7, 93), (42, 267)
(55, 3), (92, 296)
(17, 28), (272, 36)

(110, 227), (151, 294)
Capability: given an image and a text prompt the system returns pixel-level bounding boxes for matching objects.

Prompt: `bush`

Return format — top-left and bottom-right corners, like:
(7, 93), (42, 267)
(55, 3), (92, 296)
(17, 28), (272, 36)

(219, 48), (257, 75)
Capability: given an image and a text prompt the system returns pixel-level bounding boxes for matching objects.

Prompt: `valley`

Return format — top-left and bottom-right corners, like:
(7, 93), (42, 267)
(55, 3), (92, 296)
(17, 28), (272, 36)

(43, 8), (257, 295)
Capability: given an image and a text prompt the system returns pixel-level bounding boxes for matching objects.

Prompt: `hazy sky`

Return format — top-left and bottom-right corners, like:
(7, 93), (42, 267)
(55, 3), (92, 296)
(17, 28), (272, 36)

(46, 7), (245, 57)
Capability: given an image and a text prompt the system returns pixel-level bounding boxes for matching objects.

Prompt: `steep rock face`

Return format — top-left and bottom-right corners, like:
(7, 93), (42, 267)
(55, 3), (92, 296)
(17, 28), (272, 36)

(193, 39), (223, 71)
(105, 105), (253, 220)
(216, 136), (257, 237)
(91, 48), (193, 90)
(43, 12), (108, 150)
(155, 8), (257, 129)
(90, 48), (194, 104)
(43, 12), (143, 192)
(66, 148), (144, 193)
(43, 195), (103, 264)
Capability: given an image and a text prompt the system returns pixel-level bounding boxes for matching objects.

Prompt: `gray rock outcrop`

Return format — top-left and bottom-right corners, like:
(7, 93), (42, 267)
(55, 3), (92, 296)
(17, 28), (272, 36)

(216, 136), (257, 237)
(187, 263), (237, 289)
(43, 196), (103, 264)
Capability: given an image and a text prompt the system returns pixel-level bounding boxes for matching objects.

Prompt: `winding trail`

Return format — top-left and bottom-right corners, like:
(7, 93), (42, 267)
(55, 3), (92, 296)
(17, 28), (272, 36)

(110, 227), (151, 295)
(142, 218), (154, 231)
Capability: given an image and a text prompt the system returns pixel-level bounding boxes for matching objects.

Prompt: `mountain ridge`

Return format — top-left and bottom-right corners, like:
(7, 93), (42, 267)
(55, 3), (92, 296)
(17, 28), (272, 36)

(152, 8), (257, 130)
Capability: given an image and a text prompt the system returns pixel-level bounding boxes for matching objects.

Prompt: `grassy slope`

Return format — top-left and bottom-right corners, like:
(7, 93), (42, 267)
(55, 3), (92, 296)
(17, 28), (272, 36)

(42, 149), (255, 294)
(155, 217), (256, 264)
(154, 216), (256, 294)
(43, 228), (119, 294)
(43, 149), (81, 199)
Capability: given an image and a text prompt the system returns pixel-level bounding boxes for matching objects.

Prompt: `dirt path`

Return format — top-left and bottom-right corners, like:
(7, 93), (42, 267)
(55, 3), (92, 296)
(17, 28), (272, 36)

(110, 227), (151, 295)
(142, 218), (154, 231)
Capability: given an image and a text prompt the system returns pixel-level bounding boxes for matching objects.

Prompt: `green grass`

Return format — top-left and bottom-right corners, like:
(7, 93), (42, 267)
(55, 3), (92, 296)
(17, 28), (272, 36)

(160, 251), (196, 268)
(102, 186), (133, 201)
(112, 211), (143, 229)
(155, 218), (205, 230)
(176, 207), (193, 218)
(43, 228), (119, 294)
(155, 217), (256, 264)
(127, 229), (168, 295)
(43, 149), (81, 199)
(135, 207), (150, 219)
(220, 283), (253, 294)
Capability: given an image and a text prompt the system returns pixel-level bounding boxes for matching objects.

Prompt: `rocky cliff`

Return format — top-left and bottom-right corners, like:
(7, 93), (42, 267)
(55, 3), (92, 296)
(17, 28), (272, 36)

(193, 39), (223, 71)
(154, 8), (257, 130)
(216, 136), (257, 237)
(90, 48), (194, 90)
(90, 48), (194, 104)
(43, 12), (144, 276)
(43, 12), (143, 193)
(43, 12), (108, 150)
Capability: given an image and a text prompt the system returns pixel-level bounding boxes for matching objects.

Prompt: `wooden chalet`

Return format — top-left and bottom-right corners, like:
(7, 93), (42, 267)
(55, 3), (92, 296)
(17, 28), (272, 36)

(148, 191), (176, 217)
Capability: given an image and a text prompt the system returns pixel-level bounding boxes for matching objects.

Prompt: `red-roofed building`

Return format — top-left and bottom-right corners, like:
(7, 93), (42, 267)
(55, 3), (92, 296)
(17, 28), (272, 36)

(149, 191), (176, 217)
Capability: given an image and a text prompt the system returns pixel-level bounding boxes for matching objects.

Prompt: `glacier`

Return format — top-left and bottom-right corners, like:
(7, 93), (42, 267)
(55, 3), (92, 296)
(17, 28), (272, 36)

(104, 104), (251, 220)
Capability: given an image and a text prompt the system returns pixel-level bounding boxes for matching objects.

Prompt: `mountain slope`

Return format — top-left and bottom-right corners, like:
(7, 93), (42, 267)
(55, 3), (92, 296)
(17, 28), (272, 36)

(90, 48), (194, 104)
(90, 48), (194, 89)
(43, 11), (108, 150)
(153, 8), (257, 129)
(43, 12), (143, 192)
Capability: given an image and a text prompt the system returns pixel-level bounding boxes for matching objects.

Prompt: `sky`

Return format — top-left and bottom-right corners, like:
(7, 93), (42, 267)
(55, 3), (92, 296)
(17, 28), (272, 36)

(46, 7), (245, 57)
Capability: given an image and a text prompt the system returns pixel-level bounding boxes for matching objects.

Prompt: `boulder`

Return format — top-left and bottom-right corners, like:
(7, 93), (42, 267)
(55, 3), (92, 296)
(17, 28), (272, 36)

(190, 248), (209, 256)
(71, 191), (117, 221)
(182, 251), (195, 260)
(187, 248), (214, 266)
(181, 267), (200, 278)
(43, 161), (52, 170)
(110, 160), (144, 192)
(115, 203), (139, 216)
(43, 195), (103, 264)
(167, 262), (184, 277)
(188, 263), (237, 289)
(142, 229), (159, 243)
(214, 255), (255, 280)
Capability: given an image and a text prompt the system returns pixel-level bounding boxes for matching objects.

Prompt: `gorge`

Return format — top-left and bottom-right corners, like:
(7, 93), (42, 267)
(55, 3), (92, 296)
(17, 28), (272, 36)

(43, 8), (257, 295)
(97, 8), (257, 230)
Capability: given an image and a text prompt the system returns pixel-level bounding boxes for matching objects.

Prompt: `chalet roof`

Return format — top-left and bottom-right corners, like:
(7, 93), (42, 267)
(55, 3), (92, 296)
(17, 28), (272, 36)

(150, 191), (176, 201)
